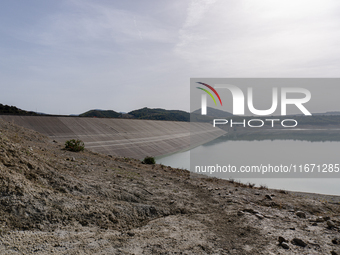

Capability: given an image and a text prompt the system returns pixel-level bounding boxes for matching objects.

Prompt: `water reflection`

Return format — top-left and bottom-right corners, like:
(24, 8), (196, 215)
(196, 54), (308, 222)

(157, 129), (340, 195)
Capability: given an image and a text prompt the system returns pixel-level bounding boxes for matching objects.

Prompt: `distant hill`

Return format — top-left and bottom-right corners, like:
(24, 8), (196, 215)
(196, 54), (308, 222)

(0, 104), (39, 116)
(311, 111), (340, 116)
(128, 107), (189, 122)
(79, 109), (122, 118)
(6, 103), (340, 125)
(192, 107), (232, 118)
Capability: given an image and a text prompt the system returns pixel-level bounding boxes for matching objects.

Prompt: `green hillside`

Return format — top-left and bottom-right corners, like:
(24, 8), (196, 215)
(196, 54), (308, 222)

(79, 109), (122, 118)
(0, 104), (38, 116)
(128, 107), (190, 122)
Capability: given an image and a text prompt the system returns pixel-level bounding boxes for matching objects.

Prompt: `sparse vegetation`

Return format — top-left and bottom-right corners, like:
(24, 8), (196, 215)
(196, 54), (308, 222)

(142, 156), (155, 164)
(247, 182), (255, 188)
(64, 139), (85, 152)
(259, 184), (268, 190)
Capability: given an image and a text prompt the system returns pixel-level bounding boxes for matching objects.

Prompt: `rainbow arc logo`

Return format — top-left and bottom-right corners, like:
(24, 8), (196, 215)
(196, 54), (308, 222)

(196, 82), (223, 106)
(196, 82), (223, 115)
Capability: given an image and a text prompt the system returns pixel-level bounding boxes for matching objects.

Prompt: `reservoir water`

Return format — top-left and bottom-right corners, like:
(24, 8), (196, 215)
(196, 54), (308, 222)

(156, 133), (340, 196)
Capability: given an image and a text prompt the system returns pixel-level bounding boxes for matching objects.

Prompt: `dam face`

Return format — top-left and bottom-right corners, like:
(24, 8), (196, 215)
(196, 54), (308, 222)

(0, 116), (226, 159)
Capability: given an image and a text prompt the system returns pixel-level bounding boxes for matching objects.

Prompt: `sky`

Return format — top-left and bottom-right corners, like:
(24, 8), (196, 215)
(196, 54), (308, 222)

(1, 0), (340, 115)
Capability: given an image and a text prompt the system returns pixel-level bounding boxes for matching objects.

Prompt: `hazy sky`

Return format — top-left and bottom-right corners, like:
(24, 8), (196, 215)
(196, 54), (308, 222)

(1, 0), (340, 115)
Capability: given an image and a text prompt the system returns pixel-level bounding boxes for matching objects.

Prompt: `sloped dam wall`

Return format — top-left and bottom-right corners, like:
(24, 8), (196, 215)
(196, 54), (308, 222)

(0, 116), (225, 159)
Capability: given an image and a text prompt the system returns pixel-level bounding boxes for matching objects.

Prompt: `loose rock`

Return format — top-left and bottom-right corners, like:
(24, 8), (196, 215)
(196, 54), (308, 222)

(316, 216), (324, 222)
(237, 211), (245, 216)
(292, 238), (307, 247)
(327, 220), (336, 228)
(265, 195), (272, 200)
(255, 214), (264, 220)
(296, 211), (306, 218)
(281, 242), (290, 250)
(278, 236), (288, 244)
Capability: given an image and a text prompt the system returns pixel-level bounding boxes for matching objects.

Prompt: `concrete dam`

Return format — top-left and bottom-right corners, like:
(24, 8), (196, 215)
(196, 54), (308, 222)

(0, 116), (226, 159)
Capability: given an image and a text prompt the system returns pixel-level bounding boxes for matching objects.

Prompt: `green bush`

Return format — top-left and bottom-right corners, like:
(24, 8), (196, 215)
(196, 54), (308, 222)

(142, 156), (155, 164)
(64, 139), (85, 152)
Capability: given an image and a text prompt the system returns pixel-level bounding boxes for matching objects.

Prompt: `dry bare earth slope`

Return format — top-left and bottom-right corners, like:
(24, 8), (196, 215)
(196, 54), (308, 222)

(0, 120), (340, 254)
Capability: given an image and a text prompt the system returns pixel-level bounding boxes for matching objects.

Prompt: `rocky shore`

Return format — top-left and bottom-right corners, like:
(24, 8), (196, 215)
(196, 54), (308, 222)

(0, 120), (339, 254)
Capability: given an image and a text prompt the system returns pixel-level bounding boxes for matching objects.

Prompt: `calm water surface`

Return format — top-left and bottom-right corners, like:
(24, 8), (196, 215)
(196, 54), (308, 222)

(156, 139), (340, 196)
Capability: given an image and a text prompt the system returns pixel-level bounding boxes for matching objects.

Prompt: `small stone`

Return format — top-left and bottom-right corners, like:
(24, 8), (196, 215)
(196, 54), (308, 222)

(278, 236), (288, 244)
(256, 214), (264, 220)
(71, 157), (75, 161)
(331, 251), (339, 255)
(281, 242), (290, 250)
(292, 238), (307, 247)
(170, 200), (175, 204)
(327, 220), (336, 228)
(255, 192), (260, 195)
(332, 238), (339, 245)
(312, 222), (318, 226)
(127, 232), (135, 236)
(243, 208), (259, 214)
(289, 227), (295, 230)
(324, 216), (331, 221)
(237, 211), (245, 216)
(117, 174), (122, 177)
(296, 211), (306, 218)
(316, 216), (324, 222)
(265, 195), (272, 200)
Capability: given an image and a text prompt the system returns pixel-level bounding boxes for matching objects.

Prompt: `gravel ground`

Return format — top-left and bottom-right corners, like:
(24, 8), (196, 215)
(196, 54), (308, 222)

(0, 120), (339, 254)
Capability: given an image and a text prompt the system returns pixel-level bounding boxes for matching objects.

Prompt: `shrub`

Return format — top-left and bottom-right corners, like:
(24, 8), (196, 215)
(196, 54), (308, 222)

(142, 156), (155, 164)
(64, 139), (85, 152)
(259, 184), (268, 190)
(247, 182), (255, 188)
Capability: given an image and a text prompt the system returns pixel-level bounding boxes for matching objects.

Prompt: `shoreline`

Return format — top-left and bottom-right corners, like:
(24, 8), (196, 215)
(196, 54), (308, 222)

(290, 190), (340, 204)
(1, 120), (340, 254)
